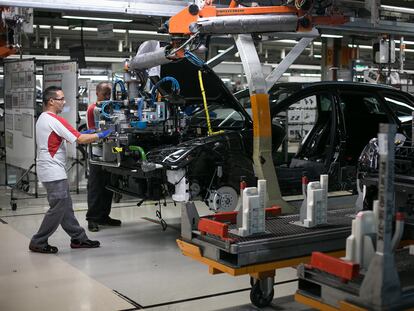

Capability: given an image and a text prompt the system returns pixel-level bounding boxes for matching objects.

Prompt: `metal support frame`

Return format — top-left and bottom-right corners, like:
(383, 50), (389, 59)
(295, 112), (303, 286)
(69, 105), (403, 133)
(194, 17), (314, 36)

(265, 36), (316, 92)
(0, 0), (185, 17)
(206, 45), (237, 68)
(365, 0), (381, 26)
(358, 123), (402, 308)
(234, 34), (293, 212)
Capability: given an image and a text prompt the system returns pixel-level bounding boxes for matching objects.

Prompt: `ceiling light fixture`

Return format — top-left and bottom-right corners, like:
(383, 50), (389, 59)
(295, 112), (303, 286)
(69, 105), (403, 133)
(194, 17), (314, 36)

(62, 15), (133, 23)
(6, 54), (129, 63)
(381, 5), (414, 14)
(321, 34), (343, 38)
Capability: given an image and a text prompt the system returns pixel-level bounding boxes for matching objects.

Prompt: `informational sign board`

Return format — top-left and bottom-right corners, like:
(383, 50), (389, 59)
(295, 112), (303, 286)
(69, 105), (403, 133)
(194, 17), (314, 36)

(97, 23), (114, 39)
(4, 59), (36, 169)
(43, 61), (78, 158)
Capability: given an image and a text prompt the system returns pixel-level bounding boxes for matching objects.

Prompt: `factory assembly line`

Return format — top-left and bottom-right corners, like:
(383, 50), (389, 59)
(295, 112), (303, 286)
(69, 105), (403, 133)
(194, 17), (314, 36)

(88, 0), (348, 216)
(58, 0), (414, 308)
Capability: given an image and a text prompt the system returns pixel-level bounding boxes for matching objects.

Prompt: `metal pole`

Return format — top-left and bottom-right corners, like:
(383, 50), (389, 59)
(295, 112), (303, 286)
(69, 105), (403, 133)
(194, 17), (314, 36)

(359, 123), (401, 308)
(234, 34), (293, 212)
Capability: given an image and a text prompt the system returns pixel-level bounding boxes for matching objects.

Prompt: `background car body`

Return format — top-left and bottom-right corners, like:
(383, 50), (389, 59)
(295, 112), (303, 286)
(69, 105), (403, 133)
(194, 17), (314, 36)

(105, 60), (414, 209)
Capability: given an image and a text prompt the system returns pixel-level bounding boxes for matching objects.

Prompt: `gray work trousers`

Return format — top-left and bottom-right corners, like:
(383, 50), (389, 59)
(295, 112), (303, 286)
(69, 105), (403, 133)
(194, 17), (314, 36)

(30, 179), (88, 247)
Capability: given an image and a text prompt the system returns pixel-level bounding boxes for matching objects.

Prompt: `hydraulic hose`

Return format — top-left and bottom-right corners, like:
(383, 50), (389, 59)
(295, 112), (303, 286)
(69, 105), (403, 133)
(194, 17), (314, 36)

(198, 70), (224, 136)
(100, 100), (112, 119)
(111, 145), (146, 161)
(113, 79), (127, 100)
(150, 76), (180, 105)
(137, 98), (144, 120)
(128, 145), (147, 161)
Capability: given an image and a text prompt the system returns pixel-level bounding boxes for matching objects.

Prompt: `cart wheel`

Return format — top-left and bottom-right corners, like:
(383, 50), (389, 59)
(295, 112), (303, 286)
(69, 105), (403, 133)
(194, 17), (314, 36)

(11, 202), (17, 211)
(250, 281), (274, 308)
(250, 276), (257, 287)
(113, 193), (122, 203)
(160, 219), (168, 231)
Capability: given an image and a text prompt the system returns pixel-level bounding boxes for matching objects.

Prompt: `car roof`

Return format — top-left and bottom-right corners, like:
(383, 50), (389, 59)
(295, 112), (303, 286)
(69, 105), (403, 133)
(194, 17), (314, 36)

(272, 81), (398, 91)
(235, 81), (401, 99)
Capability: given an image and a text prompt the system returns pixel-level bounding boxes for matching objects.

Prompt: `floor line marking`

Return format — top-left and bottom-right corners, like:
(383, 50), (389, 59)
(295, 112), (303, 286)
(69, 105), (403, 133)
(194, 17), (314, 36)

(143, 278), (298, 308)
(113, 290), (144, 309)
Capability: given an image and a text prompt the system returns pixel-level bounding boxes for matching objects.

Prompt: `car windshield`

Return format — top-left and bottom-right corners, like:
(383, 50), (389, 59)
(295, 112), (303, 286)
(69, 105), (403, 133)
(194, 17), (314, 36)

(237, 83), (304, 116)
(383, 96), (414, 123)
(189, 102), (245, 129)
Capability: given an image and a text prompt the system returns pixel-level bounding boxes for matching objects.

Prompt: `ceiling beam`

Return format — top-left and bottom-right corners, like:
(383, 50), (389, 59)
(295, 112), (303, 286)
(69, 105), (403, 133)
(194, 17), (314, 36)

(0, 0), (187, 17)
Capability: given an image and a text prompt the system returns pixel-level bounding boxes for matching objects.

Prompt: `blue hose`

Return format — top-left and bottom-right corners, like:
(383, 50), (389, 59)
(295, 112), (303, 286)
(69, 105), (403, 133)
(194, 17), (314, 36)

(150, 77), (180, 105)
(113, 79), (127, 100)
(184, 51), (204, 67)
(100, 100), (112, 119)
(137, 98), (144, 120)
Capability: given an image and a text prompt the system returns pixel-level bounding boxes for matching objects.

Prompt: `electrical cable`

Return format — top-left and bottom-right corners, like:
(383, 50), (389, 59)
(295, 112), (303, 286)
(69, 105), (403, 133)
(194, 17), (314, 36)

(197, 70), (224, 136)
(184, 50), (204, 67)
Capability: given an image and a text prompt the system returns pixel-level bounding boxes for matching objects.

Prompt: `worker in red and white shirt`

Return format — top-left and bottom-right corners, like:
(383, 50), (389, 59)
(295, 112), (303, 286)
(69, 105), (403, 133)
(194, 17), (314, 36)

(29, 86), (112, 254)
(85, 82), (121, 232)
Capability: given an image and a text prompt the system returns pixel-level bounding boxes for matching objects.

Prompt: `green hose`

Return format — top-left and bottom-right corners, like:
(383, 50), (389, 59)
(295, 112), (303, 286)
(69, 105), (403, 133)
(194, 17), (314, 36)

(128, 145), (146, 161)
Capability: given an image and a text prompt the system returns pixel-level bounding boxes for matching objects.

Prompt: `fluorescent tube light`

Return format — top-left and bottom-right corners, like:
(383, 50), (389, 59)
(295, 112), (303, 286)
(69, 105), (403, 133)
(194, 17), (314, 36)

(381, 5), (414, 14)
(348, 44), (372, 50)
(300, 73), (321, 77)
(62, 15), (133, 23)
(275, 39), (298, 44)
(321, 34), (343, 38)
(6, 54), (129, 63)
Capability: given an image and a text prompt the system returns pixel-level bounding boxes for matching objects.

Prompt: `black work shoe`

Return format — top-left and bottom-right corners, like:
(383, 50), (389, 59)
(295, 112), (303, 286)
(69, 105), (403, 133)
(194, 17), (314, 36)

(88, 221), (99, 232)
(98, 217), (121, 226)
(29, 244), (58, 254)
(70, 239), (100, 249)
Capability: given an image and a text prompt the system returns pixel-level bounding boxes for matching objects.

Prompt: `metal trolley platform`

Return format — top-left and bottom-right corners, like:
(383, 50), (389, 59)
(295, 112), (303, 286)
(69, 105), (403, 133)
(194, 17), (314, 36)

(177, 202), (355, 307)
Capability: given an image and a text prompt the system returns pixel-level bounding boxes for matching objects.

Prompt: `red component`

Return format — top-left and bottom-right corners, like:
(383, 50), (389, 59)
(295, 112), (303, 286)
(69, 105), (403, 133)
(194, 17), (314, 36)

(265, 206), (282, 217)
(240, 180), (247, 191)
(301, 176), (308, 185)
(210, 211), (238, 224)
(396, 212), (405, 221)
(310, 252), (359, 281)
(198, 218), (229, 239)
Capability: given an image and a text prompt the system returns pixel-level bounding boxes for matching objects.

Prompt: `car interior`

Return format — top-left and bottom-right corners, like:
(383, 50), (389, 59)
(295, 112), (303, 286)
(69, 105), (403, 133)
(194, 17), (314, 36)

(339, 91), (391, 164)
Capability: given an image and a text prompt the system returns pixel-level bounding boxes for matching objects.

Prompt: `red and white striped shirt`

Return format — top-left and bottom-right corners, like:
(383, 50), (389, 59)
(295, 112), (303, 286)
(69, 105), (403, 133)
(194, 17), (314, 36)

(86, 102), (97, 129)
(36, 112), (80, 182)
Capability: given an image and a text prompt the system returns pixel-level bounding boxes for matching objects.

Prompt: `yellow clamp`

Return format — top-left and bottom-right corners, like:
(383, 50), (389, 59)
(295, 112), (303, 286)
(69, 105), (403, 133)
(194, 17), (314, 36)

(112, 147), (123, 154)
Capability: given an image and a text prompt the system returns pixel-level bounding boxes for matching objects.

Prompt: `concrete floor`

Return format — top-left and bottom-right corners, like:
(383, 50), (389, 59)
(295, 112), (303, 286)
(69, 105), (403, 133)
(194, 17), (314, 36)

(0, 180), (317, 311)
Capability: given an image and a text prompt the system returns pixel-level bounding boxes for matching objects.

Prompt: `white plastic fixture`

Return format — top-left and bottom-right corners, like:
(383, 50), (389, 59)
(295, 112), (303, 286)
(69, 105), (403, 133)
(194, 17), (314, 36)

(238, 179), (266, 236)
(166, 169), (189, 202)
(343, 202), (379, 270)
(303, 175), (328, 228)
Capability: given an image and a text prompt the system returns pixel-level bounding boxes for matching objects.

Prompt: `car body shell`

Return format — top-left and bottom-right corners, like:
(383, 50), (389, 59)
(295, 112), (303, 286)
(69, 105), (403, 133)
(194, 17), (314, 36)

(104, 60), (414, 207)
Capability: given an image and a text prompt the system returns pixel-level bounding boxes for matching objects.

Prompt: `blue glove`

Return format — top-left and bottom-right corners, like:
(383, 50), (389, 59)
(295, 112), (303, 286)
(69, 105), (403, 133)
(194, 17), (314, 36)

(80, 129), (96, 134)
(97, 128), (113, 139)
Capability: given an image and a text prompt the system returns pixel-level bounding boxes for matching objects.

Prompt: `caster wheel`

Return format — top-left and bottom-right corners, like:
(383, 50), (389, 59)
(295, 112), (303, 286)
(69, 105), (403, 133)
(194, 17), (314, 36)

(250, 276), (257, 287)
(23, 184), (30, 192)
(250, 280), (274, 308)
(113, 193), (122, 203)
(160, 219), (168, 231)
(11, 202), (17, 211)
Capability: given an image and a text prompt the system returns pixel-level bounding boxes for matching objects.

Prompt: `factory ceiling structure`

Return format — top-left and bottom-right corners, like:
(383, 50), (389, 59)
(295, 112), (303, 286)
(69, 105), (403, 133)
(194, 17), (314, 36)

(3, 0), (414, 72)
